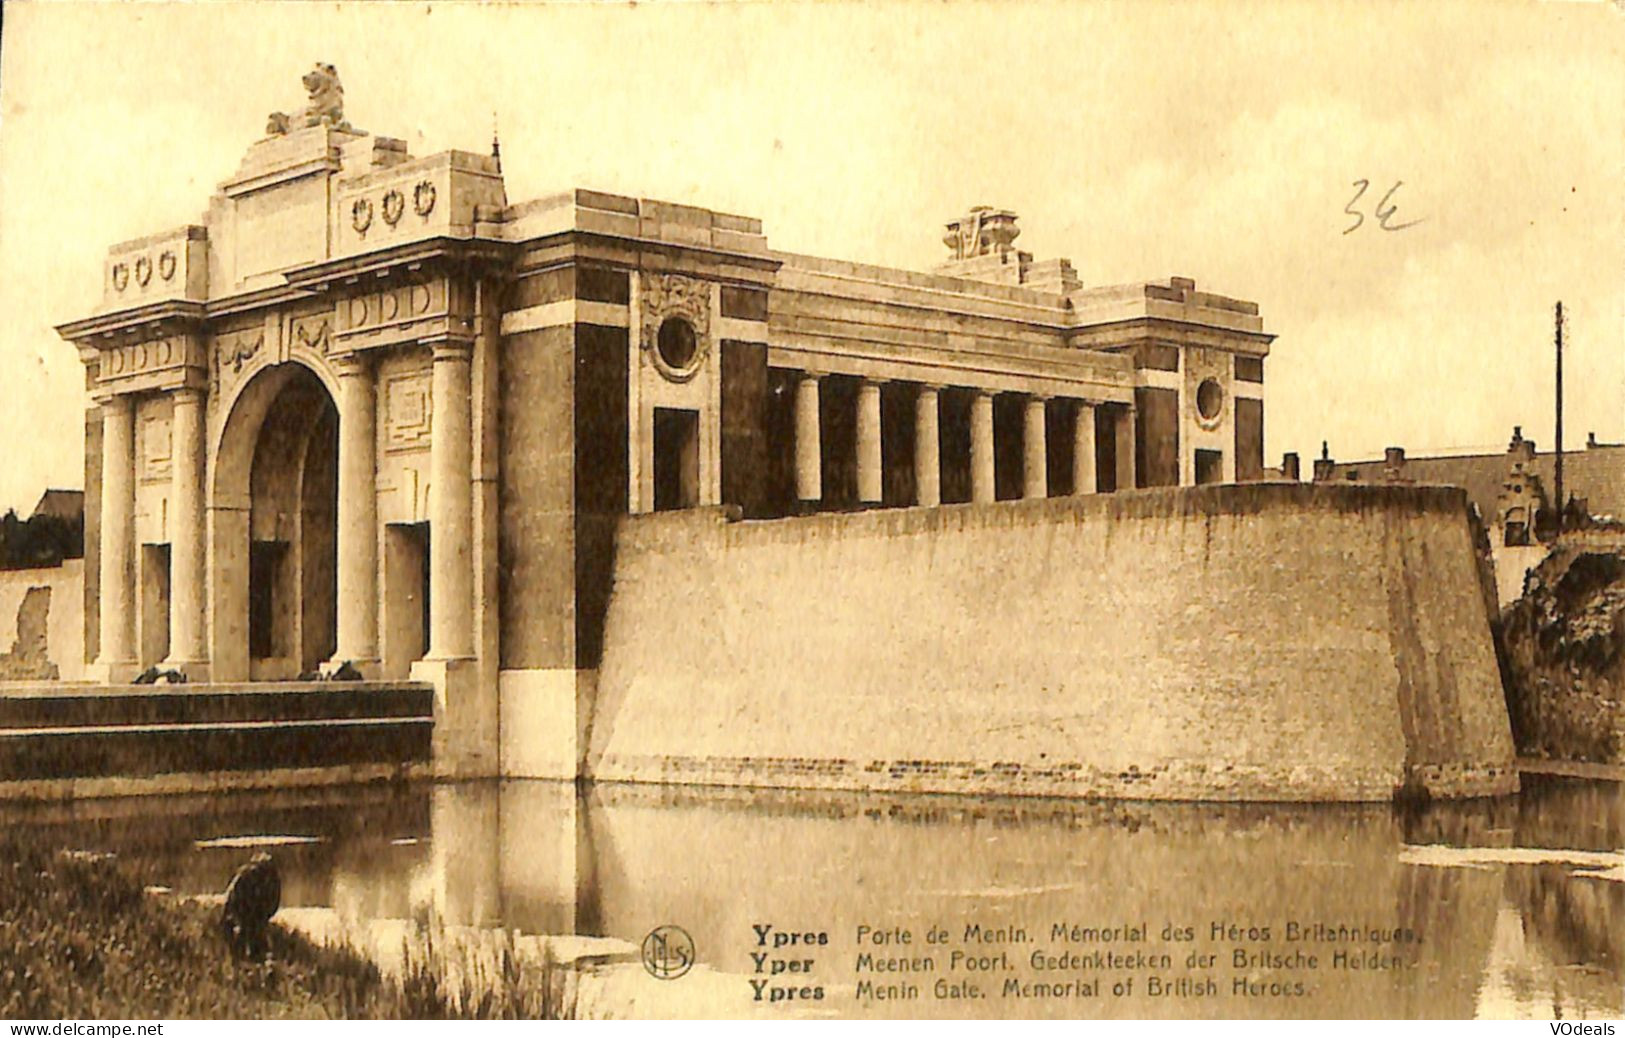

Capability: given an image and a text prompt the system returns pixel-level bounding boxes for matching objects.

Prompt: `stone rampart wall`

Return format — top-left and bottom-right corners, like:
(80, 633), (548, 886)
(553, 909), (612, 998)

(587, 484), (1517, 801)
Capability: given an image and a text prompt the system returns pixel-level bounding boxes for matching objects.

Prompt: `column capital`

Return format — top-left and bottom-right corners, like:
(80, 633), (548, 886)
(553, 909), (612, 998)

(169, 384), (206, 407)
(797, 368), (825, 383)
(914, 381), (946, 393)
(93, 390), (135, 412)
(333, 352), (376, 378)
(857, 373), (891, 387)
(427, 337), (475, 362)
(1027, 392), (1053, 404)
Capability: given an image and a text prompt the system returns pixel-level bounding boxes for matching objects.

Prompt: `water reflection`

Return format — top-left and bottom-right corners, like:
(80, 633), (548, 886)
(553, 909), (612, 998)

(3, 776), (1618, 1019)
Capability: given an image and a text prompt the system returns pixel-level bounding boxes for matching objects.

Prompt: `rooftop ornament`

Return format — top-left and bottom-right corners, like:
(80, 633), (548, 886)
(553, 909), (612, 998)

(942, 206), (1021, 261)
(265, 62), (358, 136)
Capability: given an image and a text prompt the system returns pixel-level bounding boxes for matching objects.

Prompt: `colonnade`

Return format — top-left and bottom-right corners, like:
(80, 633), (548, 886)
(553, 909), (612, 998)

(93, 339), (479, 680)
(787, 372), (1135, 509)
(327, 340), (478, 670)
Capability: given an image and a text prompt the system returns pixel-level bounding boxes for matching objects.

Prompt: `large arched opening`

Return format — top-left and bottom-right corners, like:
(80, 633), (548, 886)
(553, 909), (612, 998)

(210, 363), (339, 681)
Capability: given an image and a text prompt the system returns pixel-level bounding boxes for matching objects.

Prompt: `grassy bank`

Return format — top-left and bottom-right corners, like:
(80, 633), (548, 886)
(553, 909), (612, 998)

(0, 841), (572, 1019)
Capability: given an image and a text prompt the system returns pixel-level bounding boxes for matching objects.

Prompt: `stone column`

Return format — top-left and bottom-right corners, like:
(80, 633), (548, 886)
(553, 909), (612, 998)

(913, 384), (941, 507)
(794, 372), (822, 504)
(163, 387), (207, 669)
(1024, 395), (1048, 499)
(1073, 401), (1097, 494)
(970, 389), (995, 504)
(96, 394), (136, 674)
(856, 378), (883, 505)
(1114, 405), (1137, 492)
(332, 357), (379, 668)
(429, 342), (475, 660)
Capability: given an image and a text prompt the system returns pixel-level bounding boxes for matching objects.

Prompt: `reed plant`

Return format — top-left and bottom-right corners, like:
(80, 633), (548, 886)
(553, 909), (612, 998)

(0, 840), (578, 1019)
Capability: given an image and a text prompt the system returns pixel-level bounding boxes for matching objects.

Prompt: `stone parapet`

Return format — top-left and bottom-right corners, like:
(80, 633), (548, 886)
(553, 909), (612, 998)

(101, 226), (208, 312)
(333, 151), (506, 259)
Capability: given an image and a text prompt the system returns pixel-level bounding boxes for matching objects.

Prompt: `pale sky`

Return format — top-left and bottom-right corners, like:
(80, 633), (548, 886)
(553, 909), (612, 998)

(0, 0), (1620, 510)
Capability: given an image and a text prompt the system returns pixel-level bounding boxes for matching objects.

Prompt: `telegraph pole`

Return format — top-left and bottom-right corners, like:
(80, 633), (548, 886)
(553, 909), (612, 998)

(1554, 301), (1564, 534)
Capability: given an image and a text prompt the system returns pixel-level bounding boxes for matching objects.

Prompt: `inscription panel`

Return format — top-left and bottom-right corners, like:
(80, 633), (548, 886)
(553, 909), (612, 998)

(386, 371), (433, 452)
(140, 412), (172, 481)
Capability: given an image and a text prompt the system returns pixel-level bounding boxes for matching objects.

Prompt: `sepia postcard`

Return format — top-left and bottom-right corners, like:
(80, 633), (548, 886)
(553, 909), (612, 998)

(0, 0), (1620, 1022)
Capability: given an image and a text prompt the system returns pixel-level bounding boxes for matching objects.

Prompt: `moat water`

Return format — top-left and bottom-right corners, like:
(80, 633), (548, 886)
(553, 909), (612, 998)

(4, 775), (1620, 1019)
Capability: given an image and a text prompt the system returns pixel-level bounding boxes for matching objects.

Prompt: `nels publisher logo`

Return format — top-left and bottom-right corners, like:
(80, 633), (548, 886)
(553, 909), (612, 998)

(642, 924), (695, 980)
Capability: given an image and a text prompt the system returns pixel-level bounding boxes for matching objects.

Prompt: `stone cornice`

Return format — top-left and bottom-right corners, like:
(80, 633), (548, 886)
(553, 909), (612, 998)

(202, 283), (311, 320)
(283, 235), (519, 294)
(514, 229), (783, 281)
(55, 300), (207, 346)
(1067, 315), (1277, 353)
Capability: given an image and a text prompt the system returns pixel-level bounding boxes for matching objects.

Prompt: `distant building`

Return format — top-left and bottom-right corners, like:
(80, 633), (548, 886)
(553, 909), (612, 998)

(30, 489), (85, 523)
(1313, 428), (1625, 603)
(1313, 429), (1625, 535)
(0, 489), (84, 571)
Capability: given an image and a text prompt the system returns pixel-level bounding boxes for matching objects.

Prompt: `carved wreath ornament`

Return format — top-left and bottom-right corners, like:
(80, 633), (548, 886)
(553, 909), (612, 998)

(352, 198), (373, 235)
(158, 250), (177, 281)
(382, 189), (406, 227)
(134, 256), (153, 287)
(413, 181), (436, 218)
(640, 274), (711, 382)
(110, 263), (129, 292)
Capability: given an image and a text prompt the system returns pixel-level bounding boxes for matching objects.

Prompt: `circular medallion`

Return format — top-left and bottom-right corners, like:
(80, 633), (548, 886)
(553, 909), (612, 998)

(1196, 377), (1224, 425)
(111, 263), (129, 292)
(158, 250), (177, 281)
(134, 255), (152, 287)
(652, 316), (703, 382)
(382, 189), (406, 226)
(641, 925), (695, 980)
(351, 198), (373, 235)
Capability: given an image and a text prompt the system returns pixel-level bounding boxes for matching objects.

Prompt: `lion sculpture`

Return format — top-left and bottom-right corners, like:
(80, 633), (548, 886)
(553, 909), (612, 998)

(266, 63), (357, 136)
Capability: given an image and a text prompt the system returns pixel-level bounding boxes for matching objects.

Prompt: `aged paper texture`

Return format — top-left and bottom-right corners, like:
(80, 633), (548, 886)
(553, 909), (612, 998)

(0, 0), (1621, 1021)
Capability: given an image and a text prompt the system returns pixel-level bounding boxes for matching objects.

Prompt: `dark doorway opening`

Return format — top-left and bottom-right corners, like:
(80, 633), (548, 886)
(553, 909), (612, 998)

(992, 394), (1025, 501)
(939, 388), (973, 504)
(1095, 407), (1119, 492)
(139, 542), (170, 667)
(653, 407), (701, 511)
(384, 521), (430, 678)
(1195, 449), (1224, 486)
(248, 540), (287, 660)
(764, 368), (798, 517)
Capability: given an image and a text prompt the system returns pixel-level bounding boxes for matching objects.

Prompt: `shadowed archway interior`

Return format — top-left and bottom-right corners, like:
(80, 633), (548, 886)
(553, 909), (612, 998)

(211, 363), (339, 680)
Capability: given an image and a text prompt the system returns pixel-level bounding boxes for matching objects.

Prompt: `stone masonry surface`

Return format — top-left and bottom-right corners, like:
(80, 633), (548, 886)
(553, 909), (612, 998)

(588, 483), (1518, 801)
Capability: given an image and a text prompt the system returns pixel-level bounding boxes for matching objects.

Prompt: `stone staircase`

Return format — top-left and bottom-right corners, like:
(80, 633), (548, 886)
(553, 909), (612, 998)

(0, 682), (433, 792)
